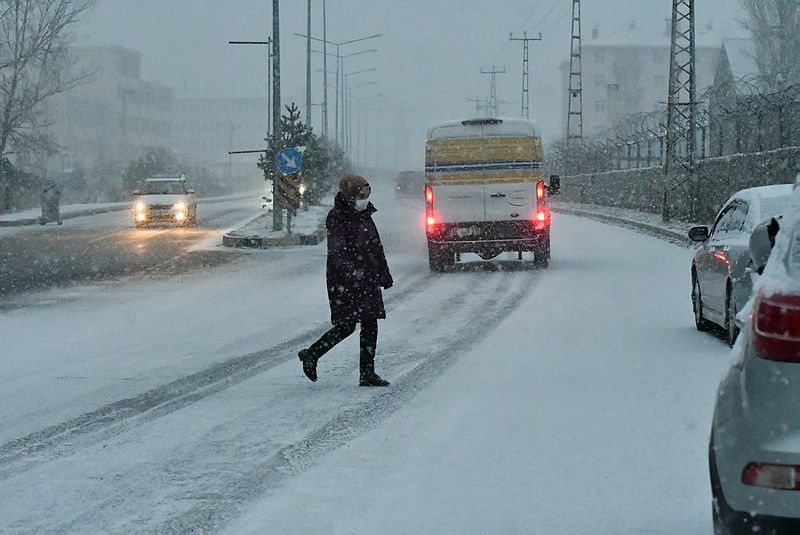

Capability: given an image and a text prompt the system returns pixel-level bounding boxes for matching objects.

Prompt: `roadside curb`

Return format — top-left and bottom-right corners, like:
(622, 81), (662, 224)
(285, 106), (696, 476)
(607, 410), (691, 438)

(552, 205), (692, 245)
(0, 193), (257, 228)
(222, 212), (327, 249)
(222, 227), (326, 248)
(0, 205), (130, 227)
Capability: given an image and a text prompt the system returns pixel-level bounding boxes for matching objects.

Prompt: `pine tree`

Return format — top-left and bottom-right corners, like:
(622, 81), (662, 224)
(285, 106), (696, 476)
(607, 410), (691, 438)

(258, 102), (349, 206)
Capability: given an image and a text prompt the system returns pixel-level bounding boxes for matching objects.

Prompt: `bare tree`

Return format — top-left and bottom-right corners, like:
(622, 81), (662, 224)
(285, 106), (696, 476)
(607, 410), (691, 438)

(0, 0), (94, 160)
(739, 0), (800, 90)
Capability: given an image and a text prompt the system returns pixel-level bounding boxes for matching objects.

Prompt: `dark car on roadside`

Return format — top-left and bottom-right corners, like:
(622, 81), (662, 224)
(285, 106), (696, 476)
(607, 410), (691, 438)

(394, 170), (425, 197)
(689, 184), (794, 345)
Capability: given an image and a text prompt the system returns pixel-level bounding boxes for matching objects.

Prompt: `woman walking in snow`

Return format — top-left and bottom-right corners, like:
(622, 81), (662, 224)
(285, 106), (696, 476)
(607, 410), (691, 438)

(298, 174), (393, 386)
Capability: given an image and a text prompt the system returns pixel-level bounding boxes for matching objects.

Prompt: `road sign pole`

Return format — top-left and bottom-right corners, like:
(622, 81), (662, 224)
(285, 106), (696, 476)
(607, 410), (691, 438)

(274, 147), (303, 234)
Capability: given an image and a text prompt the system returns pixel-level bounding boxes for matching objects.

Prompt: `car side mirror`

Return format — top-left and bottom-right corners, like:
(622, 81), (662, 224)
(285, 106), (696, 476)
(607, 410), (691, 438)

(688, 226), (709, 242)
(749, 217), (780, 275)
(548, 174), (561, 195)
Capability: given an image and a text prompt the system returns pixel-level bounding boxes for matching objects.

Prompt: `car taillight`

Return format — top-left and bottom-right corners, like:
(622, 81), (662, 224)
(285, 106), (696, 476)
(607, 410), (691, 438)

(425, 185), (434, 230)
(742, 462), (800, 490)
(752, 293), (800, 362)
(536, 181), (545, 200)
(533, 206), (549, 229)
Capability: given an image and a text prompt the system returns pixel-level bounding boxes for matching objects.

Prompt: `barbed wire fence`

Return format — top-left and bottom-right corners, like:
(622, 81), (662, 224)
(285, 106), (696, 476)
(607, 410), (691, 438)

(549, 76), (800, 178)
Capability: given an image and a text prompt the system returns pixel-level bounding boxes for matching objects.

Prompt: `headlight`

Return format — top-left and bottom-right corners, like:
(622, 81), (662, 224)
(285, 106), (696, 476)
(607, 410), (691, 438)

(135, 201), (145, 211)
(173, 201), (186, 210)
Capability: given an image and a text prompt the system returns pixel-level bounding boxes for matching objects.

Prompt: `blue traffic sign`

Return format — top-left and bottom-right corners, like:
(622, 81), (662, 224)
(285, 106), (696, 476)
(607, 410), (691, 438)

(276, 147), (303, 174)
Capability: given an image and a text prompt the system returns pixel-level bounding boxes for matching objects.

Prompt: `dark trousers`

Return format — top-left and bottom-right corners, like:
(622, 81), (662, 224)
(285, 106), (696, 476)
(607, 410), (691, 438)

(307, 319), (378, 372)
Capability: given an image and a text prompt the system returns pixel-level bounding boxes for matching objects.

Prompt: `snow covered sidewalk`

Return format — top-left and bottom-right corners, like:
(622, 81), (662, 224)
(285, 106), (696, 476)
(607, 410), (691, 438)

(551, 200), (700, 246)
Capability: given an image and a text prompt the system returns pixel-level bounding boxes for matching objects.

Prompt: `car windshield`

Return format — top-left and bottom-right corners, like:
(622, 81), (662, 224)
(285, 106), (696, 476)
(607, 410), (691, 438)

(142, 181), (186, 195)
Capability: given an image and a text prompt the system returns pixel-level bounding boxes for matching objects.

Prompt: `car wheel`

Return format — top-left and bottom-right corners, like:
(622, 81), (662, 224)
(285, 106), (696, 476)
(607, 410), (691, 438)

(693, 272), (712, 332)
(534, 233), (550, 268)
(709, 441), (732, 535)
(724, 282), (739, 347)
(427, 242), (451, 272)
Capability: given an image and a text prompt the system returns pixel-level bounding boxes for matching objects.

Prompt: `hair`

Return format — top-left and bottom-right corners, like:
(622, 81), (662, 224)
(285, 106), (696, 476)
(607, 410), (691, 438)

(339, 174), (369, 200)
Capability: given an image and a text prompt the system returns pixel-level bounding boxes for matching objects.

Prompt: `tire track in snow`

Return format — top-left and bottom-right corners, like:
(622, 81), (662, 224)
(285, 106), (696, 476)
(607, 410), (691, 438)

(0, 270), (435, 474)
(152, 269), (541, 533)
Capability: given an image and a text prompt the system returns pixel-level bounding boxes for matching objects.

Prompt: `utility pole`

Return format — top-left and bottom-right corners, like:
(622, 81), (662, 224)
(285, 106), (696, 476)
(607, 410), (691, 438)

(509, 32), (542, 119)
(322, 0), (328, 139)
(663, 0), (697, 221)
(468, 95), (489, 116)
(305, 0), (312, 126)
(567, 0), (583, 146)
(294, 31), (381, 147)
(480, 66), (506, 116)
(272, 0), (283, 230)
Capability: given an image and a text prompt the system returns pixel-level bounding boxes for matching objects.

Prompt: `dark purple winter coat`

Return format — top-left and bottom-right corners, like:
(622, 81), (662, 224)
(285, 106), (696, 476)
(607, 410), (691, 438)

(326, 192), (393, 324)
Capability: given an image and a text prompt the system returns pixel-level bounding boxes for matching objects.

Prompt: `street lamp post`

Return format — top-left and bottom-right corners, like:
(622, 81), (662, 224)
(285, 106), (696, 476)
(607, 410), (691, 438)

(344, 80), (376, 159)
(341, 67), (376, 156)
(294, 31), (381, 146)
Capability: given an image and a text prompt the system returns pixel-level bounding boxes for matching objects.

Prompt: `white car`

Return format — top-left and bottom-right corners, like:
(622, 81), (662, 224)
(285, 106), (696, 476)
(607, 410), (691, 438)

(133, 174), (197, 227)
(709, 183), (800, 533)
(689, 185), (794, 345)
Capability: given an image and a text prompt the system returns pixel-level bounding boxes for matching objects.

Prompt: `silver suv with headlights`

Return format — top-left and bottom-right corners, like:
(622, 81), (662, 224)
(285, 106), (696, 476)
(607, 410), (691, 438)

(133, 174), (197, 227)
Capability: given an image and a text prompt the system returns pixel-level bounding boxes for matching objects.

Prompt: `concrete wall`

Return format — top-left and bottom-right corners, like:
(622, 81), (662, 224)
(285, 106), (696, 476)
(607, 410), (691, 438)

(558, 147), (800, 222)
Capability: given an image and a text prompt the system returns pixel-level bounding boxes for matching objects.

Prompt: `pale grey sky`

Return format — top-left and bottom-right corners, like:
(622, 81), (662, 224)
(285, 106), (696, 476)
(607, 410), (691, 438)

(75, 0), (749, 168)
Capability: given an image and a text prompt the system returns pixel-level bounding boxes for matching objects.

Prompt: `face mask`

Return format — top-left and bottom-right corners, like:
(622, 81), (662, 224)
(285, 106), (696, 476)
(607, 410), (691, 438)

(355, 199), (370, 211)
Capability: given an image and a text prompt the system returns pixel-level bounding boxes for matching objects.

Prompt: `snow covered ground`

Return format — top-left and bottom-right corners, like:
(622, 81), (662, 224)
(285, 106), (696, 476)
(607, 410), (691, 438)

(0, 183), (732, 533)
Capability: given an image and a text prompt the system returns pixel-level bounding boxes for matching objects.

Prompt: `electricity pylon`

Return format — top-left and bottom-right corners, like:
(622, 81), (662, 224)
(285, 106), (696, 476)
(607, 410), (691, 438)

(480, 66), (506, 117)
(510, 32), (542, 119)
(566, 0), (583, 146)
(663, 0), (697, 221)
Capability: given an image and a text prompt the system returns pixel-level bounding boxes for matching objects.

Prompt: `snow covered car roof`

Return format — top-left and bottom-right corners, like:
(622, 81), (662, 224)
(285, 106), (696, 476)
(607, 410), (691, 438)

(754, 185), (800, 297)
(722, 184), (795, 227)
(426, 117), (541, 140)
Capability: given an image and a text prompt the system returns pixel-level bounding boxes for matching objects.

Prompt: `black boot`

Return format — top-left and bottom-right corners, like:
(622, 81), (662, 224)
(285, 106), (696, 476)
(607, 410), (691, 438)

(359, 359), (389, 386)
(360, 370), (390, 387)
(298, 349), (317, 382)
(358, 320), (388, 386)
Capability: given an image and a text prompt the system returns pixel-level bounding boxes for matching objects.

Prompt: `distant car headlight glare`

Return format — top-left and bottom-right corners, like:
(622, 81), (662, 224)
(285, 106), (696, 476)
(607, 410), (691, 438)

(135, 201), (145, 211)
(173, 201), (186, 210)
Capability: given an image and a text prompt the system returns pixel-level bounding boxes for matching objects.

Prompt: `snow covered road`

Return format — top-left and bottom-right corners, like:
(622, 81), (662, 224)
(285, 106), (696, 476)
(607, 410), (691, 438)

(0, 187), (733, 533)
